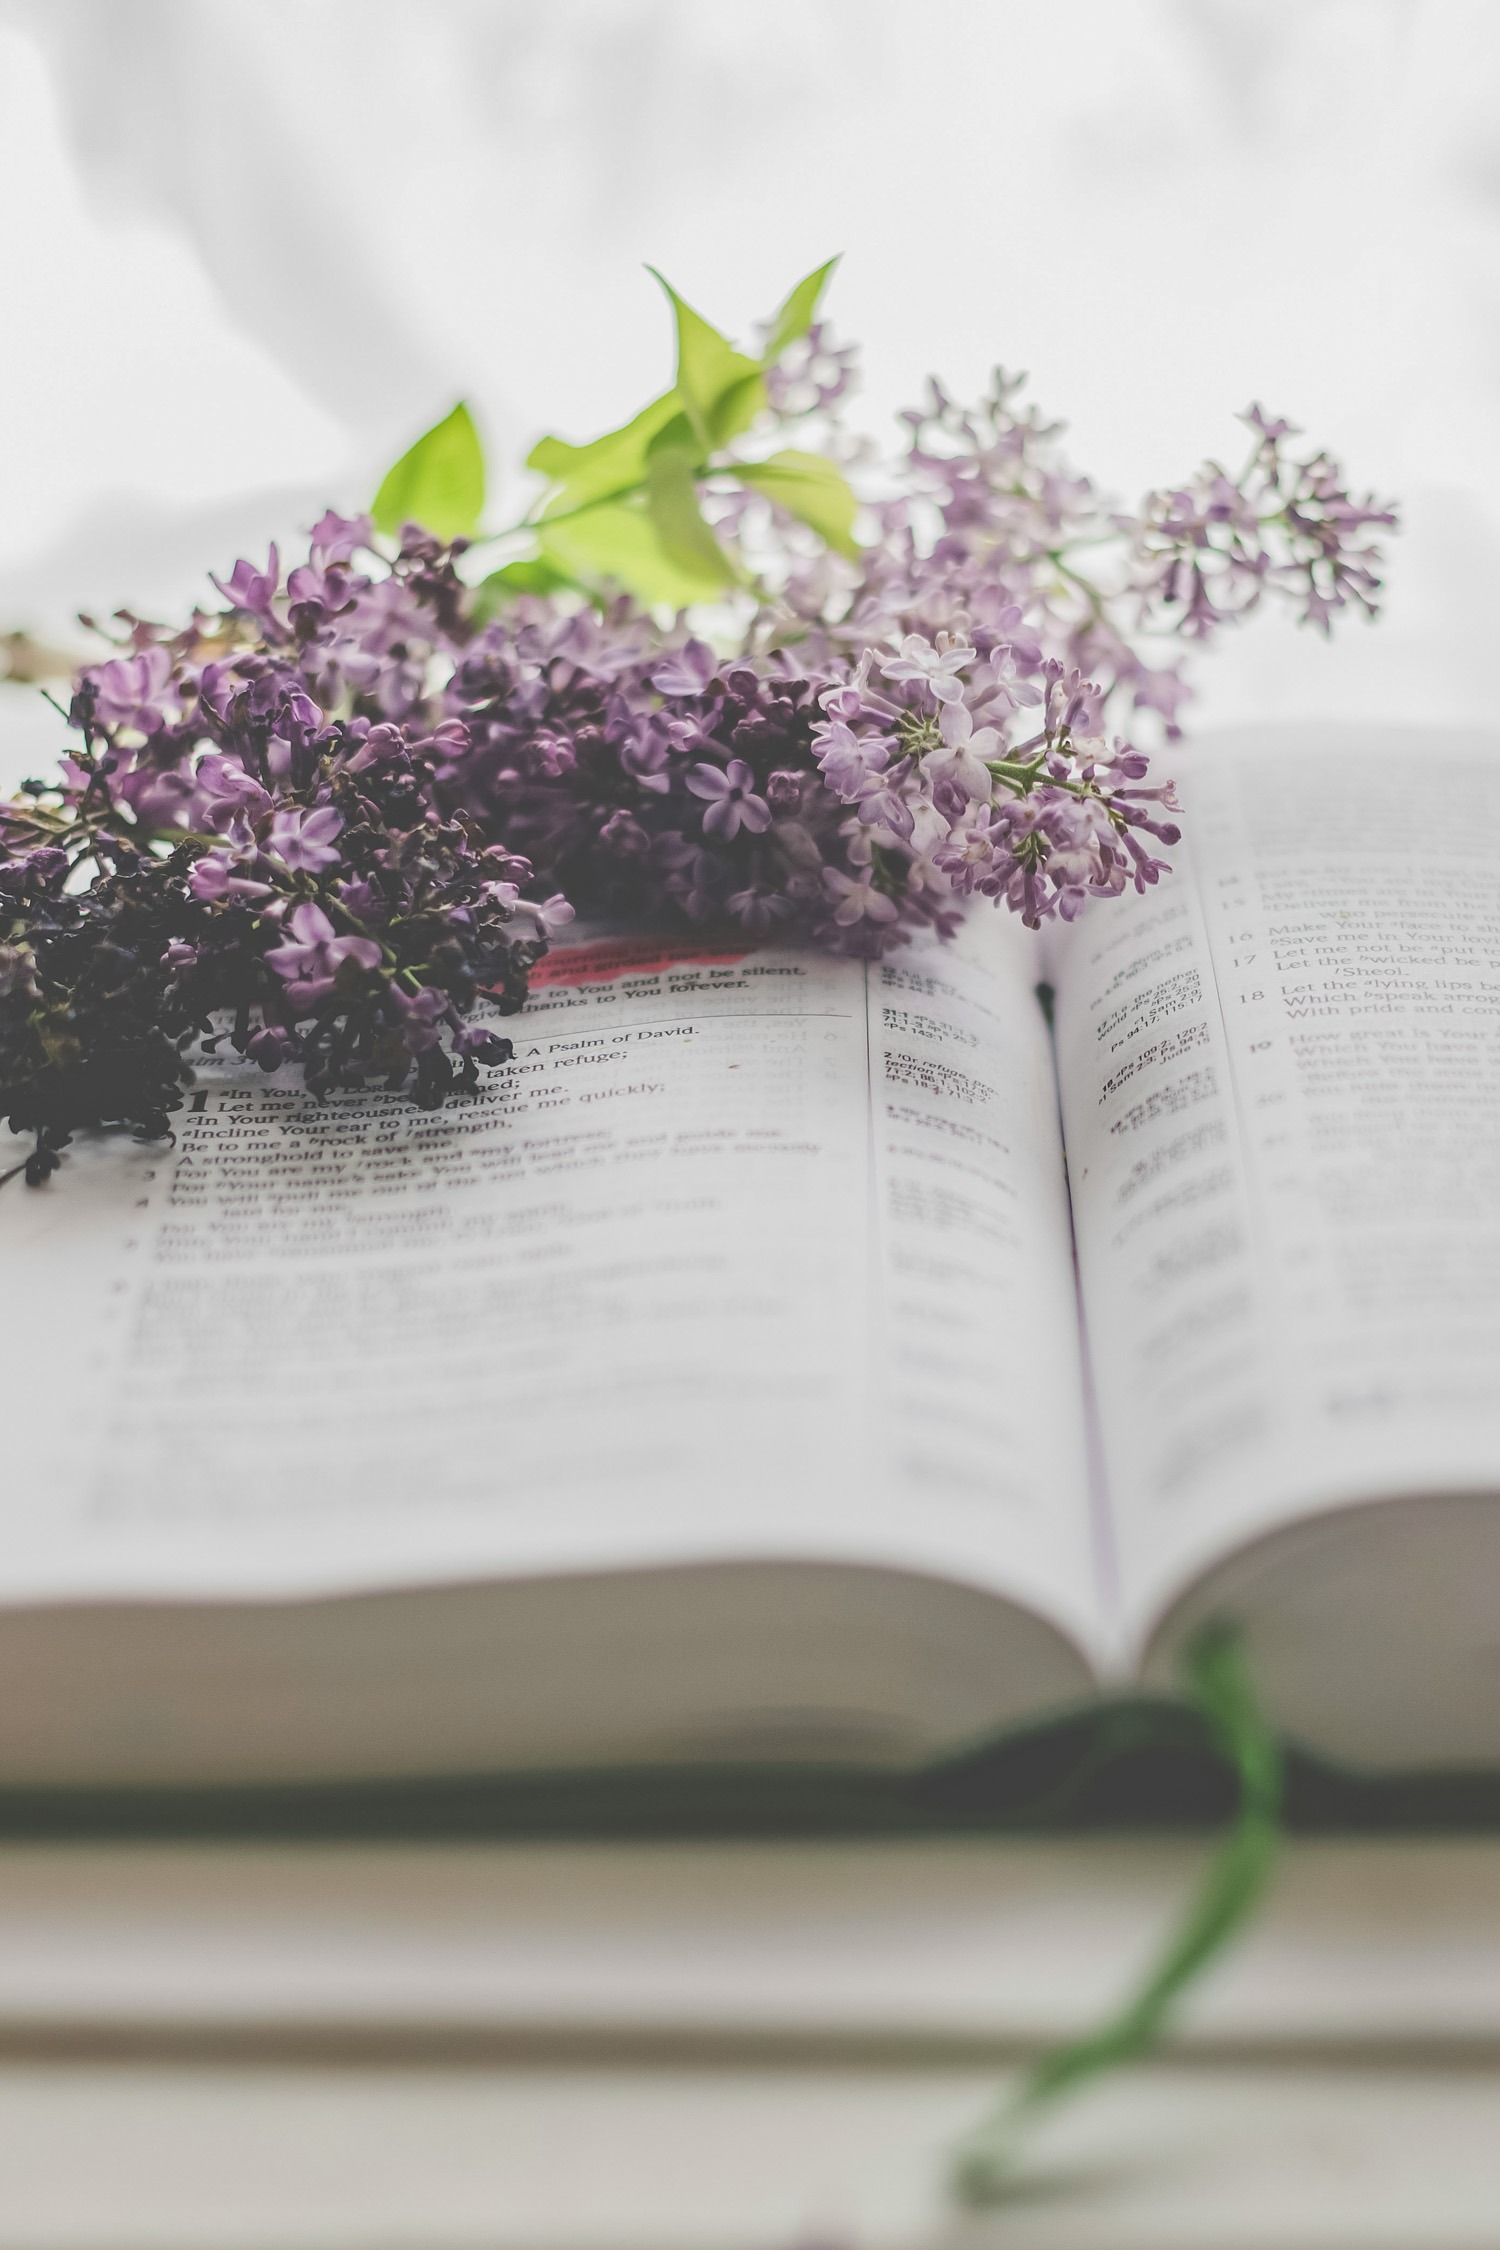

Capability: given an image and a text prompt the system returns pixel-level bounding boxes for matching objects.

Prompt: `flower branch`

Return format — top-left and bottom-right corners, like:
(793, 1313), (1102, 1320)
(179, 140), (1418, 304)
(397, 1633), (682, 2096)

(1, 263), (1396, 1184)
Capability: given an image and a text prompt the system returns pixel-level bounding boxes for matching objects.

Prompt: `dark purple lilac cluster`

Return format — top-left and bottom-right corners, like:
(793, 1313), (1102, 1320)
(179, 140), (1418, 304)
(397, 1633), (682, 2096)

(0, 517), (568, 1183)
(0, 355), (1395, 1184)
(436, 613), (959, 954)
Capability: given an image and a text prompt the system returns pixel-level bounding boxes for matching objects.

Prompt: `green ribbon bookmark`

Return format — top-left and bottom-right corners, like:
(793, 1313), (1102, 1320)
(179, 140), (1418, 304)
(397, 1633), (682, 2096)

(951, 1626), (1284, 2208)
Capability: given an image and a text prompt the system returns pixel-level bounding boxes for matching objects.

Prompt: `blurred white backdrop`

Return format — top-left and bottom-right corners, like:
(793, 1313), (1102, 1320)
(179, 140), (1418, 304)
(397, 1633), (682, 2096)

(0, 0), (1496, 781)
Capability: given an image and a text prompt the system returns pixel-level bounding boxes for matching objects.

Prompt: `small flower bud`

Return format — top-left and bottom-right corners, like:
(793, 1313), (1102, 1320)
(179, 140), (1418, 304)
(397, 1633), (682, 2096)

(247, 1026), (286, 1072)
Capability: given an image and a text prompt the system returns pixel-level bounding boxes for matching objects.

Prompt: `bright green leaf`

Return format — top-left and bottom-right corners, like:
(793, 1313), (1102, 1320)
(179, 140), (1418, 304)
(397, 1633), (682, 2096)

(638, 387), (777, 470)
(527, 389), (685, 514)
(471, 555), (577, 620)
(638, 408), (699, 466)
(738, 449), (861, 558)
(644, 432), (737, 591)
(372, 401), (486, 541)
(484, 555), (574, 595)
(761, 256), (840, 364)
(706, 369), (768, 450)
(647, 269), (764, 454)
(538, 495), (729, 609)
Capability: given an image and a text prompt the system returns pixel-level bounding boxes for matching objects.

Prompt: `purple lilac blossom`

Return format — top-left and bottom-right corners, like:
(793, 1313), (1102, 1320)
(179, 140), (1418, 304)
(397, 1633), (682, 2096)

(266, 805), (345, 872)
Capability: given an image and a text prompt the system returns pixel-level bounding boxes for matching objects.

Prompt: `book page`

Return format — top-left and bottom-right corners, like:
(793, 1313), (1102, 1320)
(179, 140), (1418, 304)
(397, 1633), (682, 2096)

(0, 918), (1097, 1648)
(1049, 727), (1500, 1645)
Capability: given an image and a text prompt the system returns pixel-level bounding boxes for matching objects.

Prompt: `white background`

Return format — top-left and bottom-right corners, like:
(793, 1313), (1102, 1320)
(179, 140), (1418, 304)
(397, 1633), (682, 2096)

(0, 0), (1496, 783)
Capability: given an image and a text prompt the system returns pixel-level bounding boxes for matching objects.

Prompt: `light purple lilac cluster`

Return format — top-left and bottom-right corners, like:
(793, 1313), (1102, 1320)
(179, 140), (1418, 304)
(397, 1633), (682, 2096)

(1, 347), (1394, 1181)
(428, 366), (1390, 946)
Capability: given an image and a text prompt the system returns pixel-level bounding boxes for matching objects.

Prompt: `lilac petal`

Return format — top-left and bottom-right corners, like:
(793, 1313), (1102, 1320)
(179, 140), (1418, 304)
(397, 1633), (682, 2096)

(264, 944), (317, 981)
(330, 936), (383, 972)
(286, 902), (336, 944)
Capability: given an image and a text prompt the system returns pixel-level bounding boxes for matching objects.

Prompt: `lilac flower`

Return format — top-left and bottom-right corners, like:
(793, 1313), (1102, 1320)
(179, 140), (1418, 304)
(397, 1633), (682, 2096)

(881, 633), (976, 705)
(193, 754), (272, 833)
(336, 877), (385, 920)
(285, 559), (358, 623)
(246, 1025), (288, 1072)
(264, 902), (383, 1011)
(266, 806), (344, 872)
(614, 716), (672, 792)
(762, 322), (858, 419)
(387, 982), (448, 1053)
(188, 854), (273, 904)
(1132, 420), (1396, 641)
(1125, 659), (1192, 736)
(685, 759), (773, 840)
(308, 511), (372, 569)
(508, 891), (576, 940)
(650, 639), (718, 696)
(822, 866), (899, 928)
(86, 648), (176, 734)
(727, 885), (793, 933)
(968, 640), (1039, 721)
(814, 719), (894, 798)
(850, 767), (916, 840)
(926, 702), (1001, 802)
(210, 545), (283, 632)
(452, 1021), (511, 1061)
(1242, 404), (1296, 447)
(114, 763), (198, 828)
(598, 808), (653, 858)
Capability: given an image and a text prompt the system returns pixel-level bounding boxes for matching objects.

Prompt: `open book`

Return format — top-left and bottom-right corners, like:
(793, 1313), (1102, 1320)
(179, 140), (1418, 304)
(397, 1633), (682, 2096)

(5, 725), (1500, 1789)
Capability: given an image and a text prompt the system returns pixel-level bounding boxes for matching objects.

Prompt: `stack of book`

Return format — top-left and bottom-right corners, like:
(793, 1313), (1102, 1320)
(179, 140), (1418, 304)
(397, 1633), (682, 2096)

(6, 723), (1500, 2240)
(0, 1834), (1497, 2245)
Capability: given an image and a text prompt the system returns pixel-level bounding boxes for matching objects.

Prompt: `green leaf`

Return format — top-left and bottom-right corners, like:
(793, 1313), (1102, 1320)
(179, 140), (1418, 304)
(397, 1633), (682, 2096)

(372, 401), (486, 541)
(523, 264), (841, 536)
(738, 449), (860, 558)
(647, 269), (764, 454)
(706, 369), (767, 450)
(483, 555), (573, 596)
(471, 555), (576, 620)
(761, 256), (840, 364)
(527, 389), (684, 514)
(644, 430), (737, 591)
(538, 495), (729, 609)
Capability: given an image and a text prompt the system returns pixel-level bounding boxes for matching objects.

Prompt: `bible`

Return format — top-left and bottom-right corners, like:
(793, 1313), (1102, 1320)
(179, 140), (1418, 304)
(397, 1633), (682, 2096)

(4, 724), (1499, 1788)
